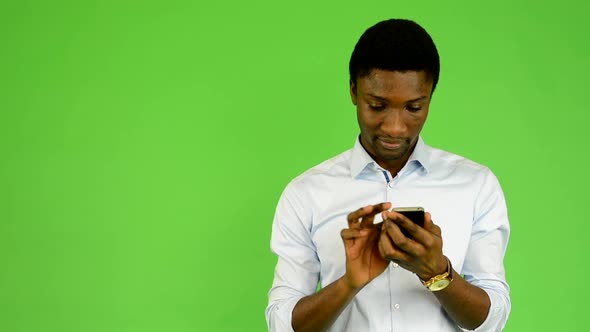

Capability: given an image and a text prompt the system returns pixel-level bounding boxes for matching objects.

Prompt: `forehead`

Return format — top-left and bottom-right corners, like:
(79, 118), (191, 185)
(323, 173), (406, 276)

(357, 69), (433, 98)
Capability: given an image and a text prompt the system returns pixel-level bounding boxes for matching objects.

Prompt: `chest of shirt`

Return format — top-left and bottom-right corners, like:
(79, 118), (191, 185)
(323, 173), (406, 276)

(306, 172), (476, 285)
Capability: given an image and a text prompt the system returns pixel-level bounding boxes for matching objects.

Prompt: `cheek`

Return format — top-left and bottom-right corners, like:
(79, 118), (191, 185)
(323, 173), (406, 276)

(406, 116), (424, 128)
(405, 111), (429, 130)
(357, 109), (382, 128)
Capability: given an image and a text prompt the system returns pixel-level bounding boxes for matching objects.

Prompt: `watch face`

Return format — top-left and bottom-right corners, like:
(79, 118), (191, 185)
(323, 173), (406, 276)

(429, 279), (451, 291)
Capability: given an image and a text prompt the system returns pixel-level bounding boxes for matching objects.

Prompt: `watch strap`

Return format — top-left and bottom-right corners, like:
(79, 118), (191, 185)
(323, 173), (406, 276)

(421, 257), (453, 291)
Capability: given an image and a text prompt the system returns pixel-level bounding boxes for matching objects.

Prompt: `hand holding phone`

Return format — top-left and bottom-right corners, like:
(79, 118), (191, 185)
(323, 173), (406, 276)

(390, 207), (424, 238)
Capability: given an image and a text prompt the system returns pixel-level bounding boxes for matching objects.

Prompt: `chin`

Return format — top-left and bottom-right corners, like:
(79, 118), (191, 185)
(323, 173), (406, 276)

(375, 150), (405, 161)
(375, 145), (409, 161)
(380, 153), (406, 161)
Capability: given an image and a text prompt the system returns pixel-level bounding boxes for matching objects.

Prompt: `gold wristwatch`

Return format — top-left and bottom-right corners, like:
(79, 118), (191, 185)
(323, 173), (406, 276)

(421, 257), (453, 291)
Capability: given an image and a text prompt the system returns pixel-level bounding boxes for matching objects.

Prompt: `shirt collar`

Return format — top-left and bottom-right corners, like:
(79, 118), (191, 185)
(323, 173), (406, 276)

(350, 135), (432, 179)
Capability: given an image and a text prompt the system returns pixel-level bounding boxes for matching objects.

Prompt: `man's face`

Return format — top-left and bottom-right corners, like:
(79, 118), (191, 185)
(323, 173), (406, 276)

(350, 69), (433, 169)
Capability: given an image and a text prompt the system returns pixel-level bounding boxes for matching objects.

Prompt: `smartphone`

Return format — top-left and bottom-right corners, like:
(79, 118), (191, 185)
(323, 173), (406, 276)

(392, 207), (425, 227)
(391, 207), (425, 238)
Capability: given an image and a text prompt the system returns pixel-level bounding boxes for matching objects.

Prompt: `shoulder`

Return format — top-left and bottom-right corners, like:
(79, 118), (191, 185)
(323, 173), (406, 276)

(283, 148), (353, 195)
(426, 145), (493, 178)
(425, 144), (505, 203)
(274, 148), (353, 224)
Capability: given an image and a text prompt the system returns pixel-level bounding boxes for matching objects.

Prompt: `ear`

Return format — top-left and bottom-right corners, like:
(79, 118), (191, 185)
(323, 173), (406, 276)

(350, 79), (358, 106)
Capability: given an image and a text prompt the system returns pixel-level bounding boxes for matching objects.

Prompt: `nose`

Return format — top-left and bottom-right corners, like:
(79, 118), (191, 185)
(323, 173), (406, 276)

(381, 110), (407, 136)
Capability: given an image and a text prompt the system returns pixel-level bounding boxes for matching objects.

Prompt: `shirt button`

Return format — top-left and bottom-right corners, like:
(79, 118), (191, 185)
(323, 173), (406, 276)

(392, 263), (399, 268)
(394, 303), (400, 310)
(388, 181), (395, 188)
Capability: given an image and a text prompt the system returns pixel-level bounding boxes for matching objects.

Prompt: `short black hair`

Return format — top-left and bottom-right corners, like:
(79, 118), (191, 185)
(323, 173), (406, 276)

(349, 19), (440, 93)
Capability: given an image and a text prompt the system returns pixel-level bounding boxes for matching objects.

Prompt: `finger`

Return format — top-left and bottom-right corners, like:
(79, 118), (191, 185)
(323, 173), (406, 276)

(347, 205), (373, 228)
(423, 212), (442, 237)
(383, 218), (424, 257)
(347, 202), (391, 228)
(383, 211), (423, 239)
(408, 212), (442, 250)
(341, 228), (369, 240)
(378, 229), (411, 262)
(359, 202), (391, 228)
(374, 221), (384, 232)
(341, 228), (369, 250)
(378, 230), (395, 258)
(385, 211), (439, 249)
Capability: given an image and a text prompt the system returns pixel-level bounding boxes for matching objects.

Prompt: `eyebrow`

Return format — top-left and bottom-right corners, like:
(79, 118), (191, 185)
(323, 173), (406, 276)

(367, 94), (429, 103)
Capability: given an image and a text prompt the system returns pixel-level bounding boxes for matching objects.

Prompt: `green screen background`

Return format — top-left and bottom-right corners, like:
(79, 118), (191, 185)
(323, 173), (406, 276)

(1, 1), (588, 331)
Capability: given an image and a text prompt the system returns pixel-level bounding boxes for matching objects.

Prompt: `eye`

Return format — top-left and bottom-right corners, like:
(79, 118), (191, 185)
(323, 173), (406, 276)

(407, 105), (422, 113)
(369, 104), (385, 111)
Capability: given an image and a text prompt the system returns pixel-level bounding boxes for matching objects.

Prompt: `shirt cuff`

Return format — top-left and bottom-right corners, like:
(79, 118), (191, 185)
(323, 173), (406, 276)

(267, 296), (303, 332)
(459, 289), (508, 332)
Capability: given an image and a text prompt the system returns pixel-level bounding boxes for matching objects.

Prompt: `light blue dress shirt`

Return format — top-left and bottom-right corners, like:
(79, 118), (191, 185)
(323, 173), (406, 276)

(266, 136), (511, 332)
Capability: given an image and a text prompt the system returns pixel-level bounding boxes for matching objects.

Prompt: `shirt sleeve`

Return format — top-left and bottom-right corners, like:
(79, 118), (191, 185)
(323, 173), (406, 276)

(265, 183), (320, 332)
(460, 169), (511, 332)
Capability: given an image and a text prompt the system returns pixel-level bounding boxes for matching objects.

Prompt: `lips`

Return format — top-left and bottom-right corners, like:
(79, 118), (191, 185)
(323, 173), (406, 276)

(377, 137), (406, 149)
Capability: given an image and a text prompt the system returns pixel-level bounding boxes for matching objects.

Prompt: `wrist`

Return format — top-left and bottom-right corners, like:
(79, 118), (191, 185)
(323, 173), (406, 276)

(419, 256), (454, 292)
(418, 255), (448, 281)
(340, 275), (364, 295)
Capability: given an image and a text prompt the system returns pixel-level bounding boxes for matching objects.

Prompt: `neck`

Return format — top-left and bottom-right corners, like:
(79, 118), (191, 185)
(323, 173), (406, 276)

(378, 154), (412, 178)
(360, 140), (418, 177)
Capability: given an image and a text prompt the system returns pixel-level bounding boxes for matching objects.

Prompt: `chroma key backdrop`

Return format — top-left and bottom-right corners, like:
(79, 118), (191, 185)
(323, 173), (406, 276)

(0, 1), (588, 331)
